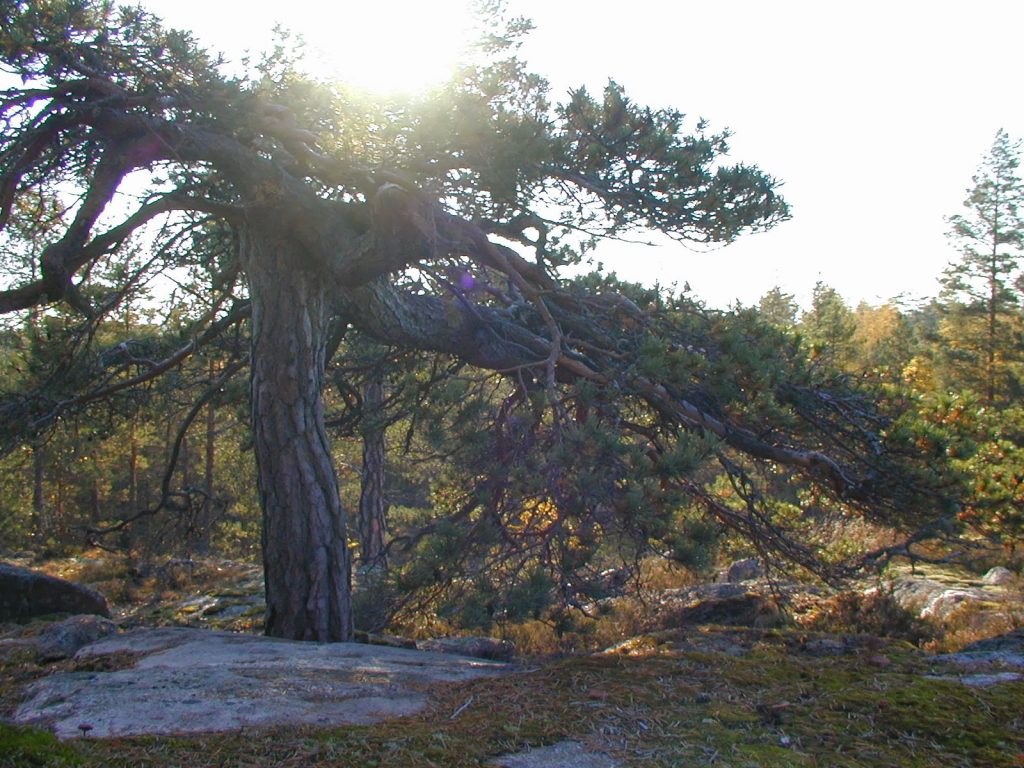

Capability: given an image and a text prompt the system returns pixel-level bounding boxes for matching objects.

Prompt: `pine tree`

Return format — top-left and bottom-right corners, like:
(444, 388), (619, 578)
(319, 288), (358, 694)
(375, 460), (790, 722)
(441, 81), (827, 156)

(0, 2), (953, 640)
(801, 282), (858, 369)
(941, 129), (1024, 404)
(757, 286), (799, 329)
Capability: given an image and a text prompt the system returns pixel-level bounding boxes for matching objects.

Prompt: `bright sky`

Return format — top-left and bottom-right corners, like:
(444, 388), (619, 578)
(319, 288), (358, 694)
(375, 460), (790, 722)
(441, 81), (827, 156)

(139, 0), (1024, 310)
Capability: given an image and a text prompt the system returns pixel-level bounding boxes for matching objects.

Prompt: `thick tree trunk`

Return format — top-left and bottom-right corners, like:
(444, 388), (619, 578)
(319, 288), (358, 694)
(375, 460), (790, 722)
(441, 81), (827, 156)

(241, 218), (352, 642)
(357, 377), (388, 575)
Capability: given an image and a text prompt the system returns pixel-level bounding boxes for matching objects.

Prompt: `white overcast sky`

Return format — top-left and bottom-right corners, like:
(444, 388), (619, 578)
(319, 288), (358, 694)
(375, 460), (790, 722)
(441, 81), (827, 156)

(139, 0), (1024, 310)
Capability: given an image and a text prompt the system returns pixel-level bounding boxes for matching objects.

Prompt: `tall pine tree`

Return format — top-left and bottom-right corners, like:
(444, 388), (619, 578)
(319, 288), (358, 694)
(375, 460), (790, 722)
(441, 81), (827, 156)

(941, 129), (1024, 404)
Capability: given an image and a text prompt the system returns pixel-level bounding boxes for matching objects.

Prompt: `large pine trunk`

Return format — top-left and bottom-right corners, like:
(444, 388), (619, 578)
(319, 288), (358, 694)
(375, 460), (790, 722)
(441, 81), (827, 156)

(241, 219), (353, 642)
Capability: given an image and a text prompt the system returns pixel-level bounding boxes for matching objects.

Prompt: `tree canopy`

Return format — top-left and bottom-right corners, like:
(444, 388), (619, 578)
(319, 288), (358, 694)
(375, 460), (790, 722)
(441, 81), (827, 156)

(0, 1), (952, 641)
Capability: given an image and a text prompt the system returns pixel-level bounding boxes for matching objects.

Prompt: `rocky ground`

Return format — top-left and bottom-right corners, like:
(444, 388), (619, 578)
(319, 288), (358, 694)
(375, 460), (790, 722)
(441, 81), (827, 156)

(14, 626), (511, 739)
(1, 554), (1022, 767)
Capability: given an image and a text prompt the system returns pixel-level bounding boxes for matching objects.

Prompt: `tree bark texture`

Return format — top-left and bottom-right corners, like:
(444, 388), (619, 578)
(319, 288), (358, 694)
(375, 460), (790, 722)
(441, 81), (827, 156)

(357, 378), (388, 574)
(242, 218), (352, 642)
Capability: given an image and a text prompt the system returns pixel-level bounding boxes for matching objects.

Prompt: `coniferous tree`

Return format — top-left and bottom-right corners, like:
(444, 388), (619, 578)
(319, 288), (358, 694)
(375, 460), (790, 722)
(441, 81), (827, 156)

(801, 282), (858, 370)
(757, 286), (799, 329)
(0, 2), (953, 640)
(941, 129), (1024, 405)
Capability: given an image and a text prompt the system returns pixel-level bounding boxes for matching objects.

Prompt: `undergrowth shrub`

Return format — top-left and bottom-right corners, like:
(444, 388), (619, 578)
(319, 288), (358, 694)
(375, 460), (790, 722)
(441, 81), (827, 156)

(802, 588), (935, 645)
(924, 588), (1024, 652)
(497, 598), (652, 656)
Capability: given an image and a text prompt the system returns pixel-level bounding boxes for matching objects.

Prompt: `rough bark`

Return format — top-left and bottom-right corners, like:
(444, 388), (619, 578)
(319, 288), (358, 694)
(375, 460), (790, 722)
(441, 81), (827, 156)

(242, 214), (352, 642)
(357, 377), (388, 574)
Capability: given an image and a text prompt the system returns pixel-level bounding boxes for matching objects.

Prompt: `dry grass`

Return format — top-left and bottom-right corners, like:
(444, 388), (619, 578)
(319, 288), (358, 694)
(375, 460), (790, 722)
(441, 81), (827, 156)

(2, 625), (1022, 767)
(926, 584), (1024, 653)
(3, 553), (1023, 766)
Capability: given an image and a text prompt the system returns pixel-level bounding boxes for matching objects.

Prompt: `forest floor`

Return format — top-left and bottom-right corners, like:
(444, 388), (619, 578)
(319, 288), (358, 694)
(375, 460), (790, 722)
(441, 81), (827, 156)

(1, 555), (1023, 767)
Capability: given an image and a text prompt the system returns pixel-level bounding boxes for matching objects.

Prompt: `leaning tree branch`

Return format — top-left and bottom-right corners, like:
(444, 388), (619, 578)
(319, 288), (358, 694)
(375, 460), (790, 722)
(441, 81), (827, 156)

(341, 272), (871, 502)
(0, 111), (79, 232)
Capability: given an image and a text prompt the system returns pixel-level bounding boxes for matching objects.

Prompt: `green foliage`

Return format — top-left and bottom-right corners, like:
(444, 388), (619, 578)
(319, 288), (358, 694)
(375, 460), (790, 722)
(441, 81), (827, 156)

(0, 723), (81, 767)
(556, 82), (788, 243)
(870, 131), (1024, 545)
(353, 267), (963, 633)
(0, 304), (258, 557)
(944, 129), (1024, 303)
(757, 285), (799, 329)
(0, 0), (986, 636)
(663, 514), (721, 573)
(911, 392), (1024, 544)
(800, 281), (858, 369)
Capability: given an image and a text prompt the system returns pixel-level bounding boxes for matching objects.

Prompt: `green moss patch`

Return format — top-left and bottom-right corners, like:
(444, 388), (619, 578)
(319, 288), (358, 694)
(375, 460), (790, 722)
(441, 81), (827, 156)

(4, 626), (1022, 767)
(0, 724), (81, 767)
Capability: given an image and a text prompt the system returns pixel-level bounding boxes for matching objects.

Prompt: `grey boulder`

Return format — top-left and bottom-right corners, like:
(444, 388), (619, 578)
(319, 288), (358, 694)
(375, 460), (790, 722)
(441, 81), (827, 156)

(34, 614), (118, 661)
(0, 562), (110, 621)
(982, 566), (1015, 586)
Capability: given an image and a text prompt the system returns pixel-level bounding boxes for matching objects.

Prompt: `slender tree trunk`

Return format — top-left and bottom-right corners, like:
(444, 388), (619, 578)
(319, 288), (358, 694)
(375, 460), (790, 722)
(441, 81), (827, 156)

(123, 421), (138, 554)
(31, 444), (47, 542)
(90, 449), (102, 526)
(124, 313), (139, 514)
(55, 465), (66, 542)
(241, 217), (353, 642)
(988, 249), (998, 405)
(357, 377), (388, 575)
(128, 417), (139, 510)
(195, 358), (217, 556)
(180, 434), (191, 490)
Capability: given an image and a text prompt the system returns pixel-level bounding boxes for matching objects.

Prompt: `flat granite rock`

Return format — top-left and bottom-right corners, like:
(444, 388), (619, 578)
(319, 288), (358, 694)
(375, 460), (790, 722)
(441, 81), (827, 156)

(15, 626), (511, 739)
